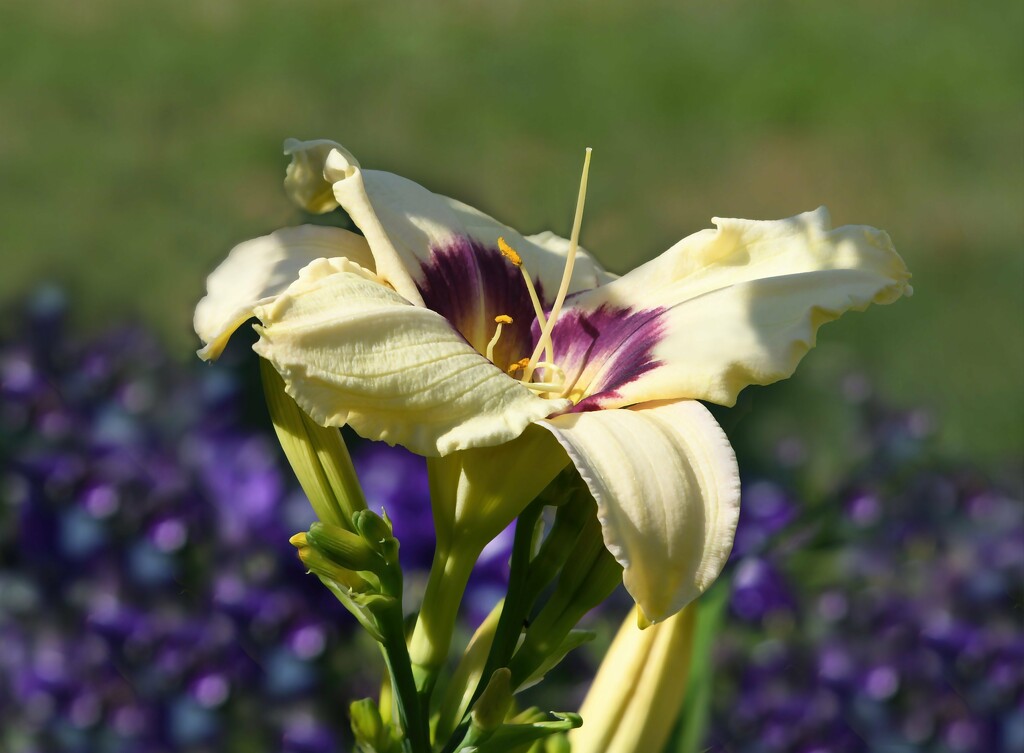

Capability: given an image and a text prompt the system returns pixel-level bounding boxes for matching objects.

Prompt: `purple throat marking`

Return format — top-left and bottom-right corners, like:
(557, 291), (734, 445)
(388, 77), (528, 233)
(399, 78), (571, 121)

(541, 302), (667, 412)
(416, 236), (545, 371)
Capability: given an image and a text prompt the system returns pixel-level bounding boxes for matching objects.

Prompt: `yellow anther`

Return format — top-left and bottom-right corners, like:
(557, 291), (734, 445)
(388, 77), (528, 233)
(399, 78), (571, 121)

(497, 237), (549, 359)
(507, 357), (531, 374)
(497, 236), (522, 267)
(486, 314), (513, 363)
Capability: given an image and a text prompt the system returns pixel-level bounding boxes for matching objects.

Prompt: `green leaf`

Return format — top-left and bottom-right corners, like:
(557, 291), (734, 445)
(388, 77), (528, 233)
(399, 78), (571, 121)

(518, 629), (596, 691)
(471, 711), (582, 753)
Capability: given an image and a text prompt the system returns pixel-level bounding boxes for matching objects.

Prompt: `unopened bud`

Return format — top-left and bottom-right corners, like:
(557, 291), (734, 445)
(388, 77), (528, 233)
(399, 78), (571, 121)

(470, 668), (514, 733)
(353, 509), (400, 565)
(307, 521), (379, 572)
(570, 604), (699, 753)
(350, 698), (389, 751)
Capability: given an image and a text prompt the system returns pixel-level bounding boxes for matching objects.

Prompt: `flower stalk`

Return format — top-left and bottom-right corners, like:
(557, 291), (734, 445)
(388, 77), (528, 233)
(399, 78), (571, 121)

(296, 511), (431, 752)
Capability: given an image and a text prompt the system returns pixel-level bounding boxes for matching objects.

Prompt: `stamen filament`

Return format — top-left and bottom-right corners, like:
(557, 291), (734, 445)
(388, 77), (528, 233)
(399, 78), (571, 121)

(532, 360), (566, 385)
(498, 236), (549, 357)
(523, 361), (566, 397)
(520, 269), (548, 332)
(524, 148), (592, 382)
(486, 315), (513, 362)
(524, 381), (564, 393)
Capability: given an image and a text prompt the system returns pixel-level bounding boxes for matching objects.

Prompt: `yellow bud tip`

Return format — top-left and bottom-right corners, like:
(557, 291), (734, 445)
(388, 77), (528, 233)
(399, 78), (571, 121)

(289, 532), (309, 548)
(497, 236), (522, 267)
(494, 314), (513, 325)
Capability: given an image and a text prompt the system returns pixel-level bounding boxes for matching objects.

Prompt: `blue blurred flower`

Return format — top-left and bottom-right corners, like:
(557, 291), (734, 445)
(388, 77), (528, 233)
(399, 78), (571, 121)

(0, 288), (513, 752)
(706, 377), (1023, 753)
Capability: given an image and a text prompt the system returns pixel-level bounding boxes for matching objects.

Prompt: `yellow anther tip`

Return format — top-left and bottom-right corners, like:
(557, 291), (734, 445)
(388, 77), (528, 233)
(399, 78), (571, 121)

(507, 357), (531, 374)
(494, 314), (513, 325)
(497, 236), (522, 267)
(289, 532), (309, 548)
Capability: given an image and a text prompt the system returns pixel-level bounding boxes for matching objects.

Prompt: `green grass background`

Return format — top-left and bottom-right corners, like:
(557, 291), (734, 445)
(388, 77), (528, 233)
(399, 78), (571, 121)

(2, 0), (1021, 464)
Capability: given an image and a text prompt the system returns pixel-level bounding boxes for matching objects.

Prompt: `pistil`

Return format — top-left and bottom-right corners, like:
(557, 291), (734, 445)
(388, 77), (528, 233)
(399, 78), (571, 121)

(523, 148), (592, 382)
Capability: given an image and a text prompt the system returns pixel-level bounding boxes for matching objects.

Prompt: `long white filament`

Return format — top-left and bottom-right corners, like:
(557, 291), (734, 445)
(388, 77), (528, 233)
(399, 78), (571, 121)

(523, 147), (592, 383)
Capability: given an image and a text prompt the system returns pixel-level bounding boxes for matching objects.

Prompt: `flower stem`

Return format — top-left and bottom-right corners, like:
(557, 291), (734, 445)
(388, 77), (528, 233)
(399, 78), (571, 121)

(408, 543), (480, 700)
(478, 501), (542, 684)
(508, 522), (622, 686)
(437, 503), (543, 753)
(377, 601), (431, 753)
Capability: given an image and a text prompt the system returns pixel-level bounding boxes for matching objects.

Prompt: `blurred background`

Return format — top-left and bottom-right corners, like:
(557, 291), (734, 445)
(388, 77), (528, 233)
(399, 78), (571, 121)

(1, 1), (1021, 752)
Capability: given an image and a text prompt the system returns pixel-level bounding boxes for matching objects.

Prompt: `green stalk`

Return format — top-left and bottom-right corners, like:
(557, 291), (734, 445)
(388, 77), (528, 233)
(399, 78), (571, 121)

(478, 501), (543, 683)
(408, 542), (480, 700)
(508, 528), (622, 686)
(377, 600), (431, 753)
(437, 504), (543, 753)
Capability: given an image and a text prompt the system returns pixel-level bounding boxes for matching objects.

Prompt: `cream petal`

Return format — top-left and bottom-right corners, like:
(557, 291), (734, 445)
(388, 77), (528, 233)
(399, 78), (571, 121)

(253, 258), (570, 457)
(551, 207), (912, 409)
(193, 225), (373, 360)
(284, 144), (607, 362)
(283, 138), (359, 214)
(539, 400), (740, 623)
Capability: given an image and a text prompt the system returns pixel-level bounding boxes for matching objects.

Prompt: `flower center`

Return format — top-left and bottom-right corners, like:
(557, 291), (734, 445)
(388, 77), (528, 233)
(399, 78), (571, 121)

(496, 148), (592, 400)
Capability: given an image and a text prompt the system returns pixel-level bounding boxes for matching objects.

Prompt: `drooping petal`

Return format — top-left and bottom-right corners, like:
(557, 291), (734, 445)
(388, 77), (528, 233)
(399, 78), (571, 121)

(253, 257), (570, 457)
(549, 208), (912, 409)
(284, 140), (609, 363)
(539, 399), (740, 623)
(193, 225), (374, 360)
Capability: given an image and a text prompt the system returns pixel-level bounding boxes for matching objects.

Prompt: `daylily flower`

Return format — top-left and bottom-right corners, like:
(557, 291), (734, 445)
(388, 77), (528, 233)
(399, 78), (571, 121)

(194, 139), (911, 629)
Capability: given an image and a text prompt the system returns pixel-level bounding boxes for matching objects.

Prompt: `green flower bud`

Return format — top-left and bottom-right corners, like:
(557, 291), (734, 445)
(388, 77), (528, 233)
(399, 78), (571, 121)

(261, 359), (366, 529)
(350, 698), (385, 749)
(470, 668), (514, 733)
(307, 521), (379, 573)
